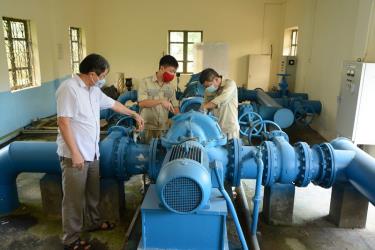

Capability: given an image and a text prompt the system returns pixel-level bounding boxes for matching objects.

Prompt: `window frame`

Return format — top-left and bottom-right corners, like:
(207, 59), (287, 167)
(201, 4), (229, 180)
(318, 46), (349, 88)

(168, 30), (203, 74)
(3, 16), (35, 91)
(69, 26), (83, 74)
(290, 29), (298, 56)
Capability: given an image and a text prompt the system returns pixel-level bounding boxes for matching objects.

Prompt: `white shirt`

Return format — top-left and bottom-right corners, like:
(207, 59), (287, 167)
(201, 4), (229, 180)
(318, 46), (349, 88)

(56, 75), (115, 161)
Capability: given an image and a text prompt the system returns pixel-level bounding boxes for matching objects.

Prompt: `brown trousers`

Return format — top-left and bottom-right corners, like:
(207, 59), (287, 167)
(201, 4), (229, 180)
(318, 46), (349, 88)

(60, 157), (101, 245)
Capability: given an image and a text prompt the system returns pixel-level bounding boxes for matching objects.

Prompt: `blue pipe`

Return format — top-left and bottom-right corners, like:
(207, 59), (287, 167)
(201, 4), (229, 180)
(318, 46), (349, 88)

(117, 90), (138, 104)
(237, 146), (258, 180)
(0, 127), (150, 214)
(206, 147), (229, 167)
(255, 105), (294, 129)
(250, 150), (264, 237)
(330, 138), (375, 204)
(100, 90), (138, 120)
(238, 87), (257, 103)
(214, 165), (248, 250)
(267, 91), (308, 100)
(0, 142), (60, 213)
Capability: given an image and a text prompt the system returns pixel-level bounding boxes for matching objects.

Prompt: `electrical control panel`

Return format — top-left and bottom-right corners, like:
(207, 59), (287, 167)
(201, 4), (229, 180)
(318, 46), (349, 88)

(336, 61), (375, 145)
(280, 56), (297, 91)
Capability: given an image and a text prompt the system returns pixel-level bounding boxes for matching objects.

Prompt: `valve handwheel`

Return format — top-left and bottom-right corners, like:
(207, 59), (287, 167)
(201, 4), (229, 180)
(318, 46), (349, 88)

(239, 111), (263, 136)
(294, 105), (316, 126)
(248, 120), (282, 145)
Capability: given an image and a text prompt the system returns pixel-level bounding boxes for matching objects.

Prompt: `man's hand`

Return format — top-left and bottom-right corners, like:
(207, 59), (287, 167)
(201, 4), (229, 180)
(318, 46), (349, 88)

(160, 100), (175, 113)
(71, 151), (84, 170)
(203, 101), (217, 110)
(132, 113), (145, 131)
(58, 116), (84, 169)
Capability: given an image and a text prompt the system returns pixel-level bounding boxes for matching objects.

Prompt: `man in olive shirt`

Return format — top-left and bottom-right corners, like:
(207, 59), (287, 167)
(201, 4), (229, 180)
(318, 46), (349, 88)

(200, 68), (240, 140)
(138, 55), (179, 143)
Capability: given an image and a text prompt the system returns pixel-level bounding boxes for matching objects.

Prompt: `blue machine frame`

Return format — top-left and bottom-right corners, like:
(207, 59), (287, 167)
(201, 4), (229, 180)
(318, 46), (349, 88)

(1, 111), (375, 249)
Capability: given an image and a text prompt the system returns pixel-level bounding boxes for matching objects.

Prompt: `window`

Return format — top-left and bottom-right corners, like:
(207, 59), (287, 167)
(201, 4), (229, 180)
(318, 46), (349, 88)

(290, 29), (298, 56)
(2, 17), (35, 91)
(69, 27), (83, 74)
(168, 31), (203, 74)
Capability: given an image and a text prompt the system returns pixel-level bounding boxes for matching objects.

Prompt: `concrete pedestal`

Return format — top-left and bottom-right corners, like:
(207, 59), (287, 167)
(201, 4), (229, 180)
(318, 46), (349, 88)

(262, 183), (295, 225)
(40, 174), (125, 221)
(328, 182), (368, 228)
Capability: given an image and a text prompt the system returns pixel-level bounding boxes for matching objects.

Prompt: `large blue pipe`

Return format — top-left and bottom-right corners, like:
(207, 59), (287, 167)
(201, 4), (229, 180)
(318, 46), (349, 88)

(267, 91), (308, 100)
(1, 111), (375, 215)
(0, 142), (60, 213)
(238, 87), (257, 103)
(100, 90), (138, 120)
(0, 126), (150, 214)
(330, 138), (375, 204)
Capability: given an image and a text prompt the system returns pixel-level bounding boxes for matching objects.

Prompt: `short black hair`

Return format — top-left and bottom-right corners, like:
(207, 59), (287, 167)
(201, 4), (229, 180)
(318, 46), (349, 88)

(79, 54), (110, 75)
(199, 68), (220, 84)
(159, 55), (179, 69)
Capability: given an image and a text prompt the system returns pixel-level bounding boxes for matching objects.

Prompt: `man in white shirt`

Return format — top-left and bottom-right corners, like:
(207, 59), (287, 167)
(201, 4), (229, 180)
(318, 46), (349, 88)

(56, 54), (144, 250)
(200, 68), (240, 140)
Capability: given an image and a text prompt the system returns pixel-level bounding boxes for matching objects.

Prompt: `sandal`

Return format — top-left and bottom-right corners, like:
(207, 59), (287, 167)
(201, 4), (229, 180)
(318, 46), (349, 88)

(64, 238), (91, 250)
(88, 221), (116, 232)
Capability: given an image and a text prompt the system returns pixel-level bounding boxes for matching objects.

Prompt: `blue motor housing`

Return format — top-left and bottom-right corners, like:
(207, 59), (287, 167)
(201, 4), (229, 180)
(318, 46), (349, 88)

(156, 141), (211, 214)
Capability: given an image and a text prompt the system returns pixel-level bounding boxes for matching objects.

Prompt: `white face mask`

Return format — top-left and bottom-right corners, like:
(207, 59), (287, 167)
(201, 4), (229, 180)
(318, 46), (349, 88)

(95, 79), (106, 88)
(206, 84), (218, 93)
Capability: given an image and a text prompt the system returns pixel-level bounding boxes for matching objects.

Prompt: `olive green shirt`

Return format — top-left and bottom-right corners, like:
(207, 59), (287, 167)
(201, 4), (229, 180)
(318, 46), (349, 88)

(138, 74), (178, 130)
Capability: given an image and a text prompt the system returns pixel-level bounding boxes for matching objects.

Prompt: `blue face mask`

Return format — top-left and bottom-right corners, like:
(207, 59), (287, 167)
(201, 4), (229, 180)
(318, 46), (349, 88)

(206, 84), (218, 93)
(95, 79), (106, 88)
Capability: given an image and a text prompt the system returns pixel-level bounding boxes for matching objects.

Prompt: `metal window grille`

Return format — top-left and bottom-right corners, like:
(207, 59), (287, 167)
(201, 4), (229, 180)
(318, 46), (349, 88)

(2, 17), (35, 91)
(69, 27), (82, 74)
(168, 30), (203, 74)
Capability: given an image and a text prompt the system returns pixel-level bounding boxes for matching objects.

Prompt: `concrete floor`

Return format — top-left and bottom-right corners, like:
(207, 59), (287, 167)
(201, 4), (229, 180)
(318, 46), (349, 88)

(0, 172), (144, 250)
(240, 180), (375, 250)
(0, 123), (374, 250)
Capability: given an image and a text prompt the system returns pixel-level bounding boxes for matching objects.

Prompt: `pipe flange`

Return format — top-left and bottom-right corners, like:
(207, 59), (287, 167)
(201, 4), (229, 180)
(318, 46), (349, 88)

(261, 141), (278, 186)
(320, 143), (336, 188)
(149, 138), (159, 179)
(112, 137), (125, 180)
(312, 143), (336, 188)
(227, 138), (241, 186)
(116, 137), (130, 181)
(293, 142), (312, 187)
(148, 138), (163, 180)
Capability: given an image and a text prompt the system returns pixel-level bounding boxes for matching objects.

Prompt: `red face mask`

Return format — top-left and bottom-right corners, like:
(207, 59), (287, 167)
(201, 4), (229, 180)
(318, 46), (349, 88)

(162, 71), (175, 83)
